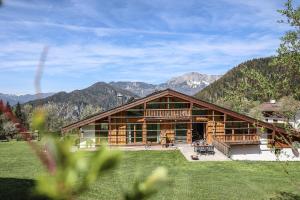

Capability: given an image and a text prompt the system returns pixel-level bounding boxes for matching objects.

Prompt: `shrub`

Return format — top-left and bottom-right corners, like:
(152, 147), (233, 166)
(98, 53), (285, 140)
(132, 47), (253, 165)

(15, 133), (24, 141)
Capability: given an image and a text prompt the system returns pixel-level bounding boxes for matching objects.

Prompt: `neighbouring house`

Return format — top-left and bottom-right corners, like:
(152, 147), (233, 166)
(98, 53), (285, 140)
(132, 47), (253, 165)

(260, 100), (300, 131)
(62, 89), (300, 161)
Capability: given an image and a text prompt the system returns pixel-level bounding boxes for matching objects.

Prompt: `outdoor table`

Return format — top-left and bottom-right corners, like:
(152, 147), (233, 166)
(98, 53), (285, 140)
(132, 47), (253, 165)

(195, 144), (214, 155)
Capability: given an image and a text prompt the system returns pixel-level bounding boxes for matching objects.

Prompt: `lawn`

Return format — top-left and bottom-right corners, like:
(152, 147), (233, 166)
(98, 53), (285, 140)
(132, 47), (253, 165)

(1, 142), (300, 200)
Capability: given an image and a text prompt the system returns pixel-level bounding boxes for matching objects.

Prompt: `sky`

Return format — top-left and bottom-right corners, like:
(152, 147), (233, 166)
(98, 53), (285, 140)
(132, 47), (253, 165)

(0, 0), (292, 94)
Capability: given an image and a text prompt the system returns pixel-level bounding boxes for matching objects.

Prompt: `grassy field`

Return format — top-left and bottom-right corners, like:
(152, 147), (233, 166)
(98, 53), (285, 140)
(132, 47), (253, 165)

(1, 142), (300, 200)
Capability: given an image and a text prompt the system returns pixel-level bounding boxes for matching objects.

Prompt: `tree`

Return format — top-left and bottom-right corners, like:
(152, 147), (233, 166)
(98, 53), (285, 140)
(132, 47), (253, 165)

(6, 101), (12, 113)
(14, 102), (22, 120)
(0, 100), (3, 135)
(2, 121), (17, 139)
(277, 0), (300, 73)
(23, 104), (33, 130)
(278, 96), (300, 126)
(79, 104), (101, 120)
(0, 114), (3, 136)
(14, 102), (27, 129)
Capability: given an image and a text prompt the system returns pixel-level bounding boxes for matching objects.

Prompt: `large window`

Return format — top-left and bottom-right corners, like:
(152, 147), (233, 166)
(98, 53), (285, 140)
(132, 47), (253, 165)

(95, 123), (108, 145)
(146, 97), (190, 109)
(147, 124), (160, 142)
(126, 124), (143, 143)
(175, 123), (187, 141)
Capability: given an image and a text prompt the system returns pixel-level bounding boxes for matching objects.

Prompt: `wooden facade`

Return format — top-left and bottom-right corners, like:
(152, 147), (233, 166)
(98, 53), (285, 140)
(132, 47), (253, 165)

(62, 89), (288, 147)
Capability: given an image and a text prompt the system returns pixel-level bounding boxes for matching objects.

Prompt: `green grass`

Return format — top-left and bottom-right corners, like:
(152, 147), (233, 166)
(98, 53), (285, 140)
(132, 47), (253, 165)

(1, 142), (300, 200)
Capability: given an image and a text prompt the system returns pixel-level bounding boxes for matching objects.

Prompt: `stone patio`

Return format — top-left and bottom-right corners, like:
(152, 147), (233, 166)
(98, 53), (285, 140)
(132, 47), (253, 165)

(177, 144), (231, 161)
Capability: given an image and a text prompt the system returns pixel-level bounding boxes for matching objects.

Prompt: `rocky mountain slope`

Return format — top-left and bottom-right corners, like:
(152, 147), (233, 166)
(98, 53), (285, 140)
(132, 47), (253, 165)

(27, 82), (138, 110)
(110, 72), (221, 97)
(24, 82), (139, 128)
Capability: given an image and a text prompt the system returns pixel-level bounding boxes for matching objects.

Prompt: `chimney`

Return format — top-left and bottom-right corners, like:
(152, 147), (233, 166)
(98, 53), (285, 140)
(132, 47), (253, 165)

(117, 93), (124, 106)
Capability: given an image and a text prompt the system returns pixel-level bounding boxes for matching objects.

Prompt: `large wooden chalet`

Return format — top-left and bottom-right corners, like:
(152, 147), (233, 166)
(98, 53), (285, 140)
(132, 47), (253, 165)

(62, 89), (288, 152)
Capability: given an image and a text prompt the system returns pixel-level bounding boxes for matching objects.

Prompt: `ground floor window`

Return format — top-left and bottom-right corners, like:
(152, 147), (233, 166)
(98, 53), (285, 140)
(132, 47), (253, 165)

(175, 123), (187, 142)
(95, 123), (109, 145)
(126, 124), (143, 144)
(147, 124), (160, 143)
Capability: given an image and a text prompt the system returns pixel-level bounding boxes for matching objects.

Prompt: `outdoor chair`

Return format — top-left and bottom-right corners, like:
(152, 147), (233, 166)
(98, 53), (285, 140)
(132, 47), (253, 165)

(194, 145), (198, 152)
(207, 145), (215, 155)
(145, 142), (152, 150)
(198, 146), (207, 155)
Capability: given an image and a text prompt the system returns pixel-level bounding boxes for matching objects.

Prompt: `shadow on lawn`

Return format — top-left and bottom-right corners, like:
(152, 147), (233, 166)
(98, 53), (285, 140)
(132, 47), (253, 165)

(270, 192), (300, 200)
(0, 178), (47, 200)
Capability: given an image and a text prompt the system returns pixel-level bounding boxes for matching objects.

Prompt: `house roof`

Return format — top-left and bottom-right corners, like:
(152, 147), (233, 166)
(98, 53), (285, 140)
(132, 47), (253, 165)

(259, 102), (281, 112)
(62, 89), (286, 134)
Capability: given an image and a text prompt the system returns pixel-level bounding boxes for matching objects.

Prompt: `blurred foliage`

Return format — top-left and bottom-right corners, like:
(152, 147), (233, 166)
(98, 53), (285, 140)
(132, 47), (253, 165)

(35, 136), (121, 200)
(31, 108), (167, 200)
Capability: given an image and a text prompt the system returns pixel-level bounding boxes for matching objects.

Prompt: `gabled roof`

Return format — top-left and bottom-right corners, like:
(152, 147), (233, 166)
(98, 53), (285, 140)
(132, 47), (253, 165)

(62, 89), (286, 133)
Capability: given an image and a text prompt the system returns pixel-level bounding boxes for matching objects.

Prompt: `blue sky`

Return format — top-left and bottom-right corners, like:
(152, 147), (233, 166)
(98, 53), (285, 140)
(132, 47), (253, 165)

(0, 0), (291, 94)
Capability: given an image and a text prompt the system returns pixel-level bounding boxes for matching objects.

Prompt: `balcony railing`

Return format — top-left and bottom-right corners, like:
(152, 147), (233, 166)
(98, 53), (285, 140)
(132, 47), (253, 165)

(213, 134), (260, 145)
(145, 109), (191, 119)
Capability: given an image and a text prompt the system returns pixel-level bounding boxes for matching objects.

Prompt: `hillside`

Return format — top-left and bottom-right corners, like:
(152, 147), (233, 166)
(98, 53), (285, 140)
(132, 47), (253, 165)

(24, 82), (138, 130)
(195, 57), (300, 114)
(27, 82), (138, 110)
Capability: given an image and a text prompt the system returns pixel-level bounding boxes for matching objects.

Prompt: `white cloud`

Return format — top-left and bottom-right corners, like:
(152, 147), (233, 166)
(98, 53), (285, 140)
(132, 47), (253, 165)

(0, 0), (290, 92)
(0, 32), (280, 78)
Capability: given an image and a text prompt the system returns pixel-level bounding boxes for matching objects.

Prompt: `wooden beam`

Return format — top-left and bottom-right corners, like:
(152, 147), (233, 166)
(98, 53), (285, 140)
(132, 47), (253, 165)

(108, 116), (111, 144)
(212, 110), (215, 136)
(224, 114), (227, 134)
(248, 123), (250, 134)
(187, 102), (193, 144)
(134, 124), (136, 144)
(142, 119), (147, 144)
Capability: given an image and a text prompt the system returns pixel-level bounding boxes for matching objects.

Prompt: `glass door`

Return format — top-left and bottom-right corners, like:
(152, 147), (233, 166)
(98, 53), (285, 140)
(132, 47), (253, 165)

(175, 123), (187, 143)
(146, 123), (160, 143)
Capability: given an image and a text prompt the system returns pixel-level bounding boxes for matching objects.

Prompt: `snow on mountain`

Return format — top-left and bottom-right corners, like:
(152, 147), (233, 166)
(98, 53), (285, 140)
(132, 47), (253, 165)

(110, 72), (221, 97)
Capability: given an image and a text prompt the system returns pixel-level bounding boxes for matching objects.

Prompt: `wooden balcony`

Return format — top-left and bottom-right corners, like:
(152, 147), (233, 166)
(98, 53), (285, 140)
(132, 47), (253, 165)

(213, 134), (260, 145)
(145, 109), (191, 119)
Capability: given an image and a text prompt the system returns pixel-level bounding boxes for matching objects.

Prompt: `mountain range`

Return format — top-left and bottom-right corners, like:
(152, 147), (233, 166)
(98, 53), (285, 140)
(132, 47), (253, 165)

(1, 72), (220, 106)
(13, 72), (219, 129)
(26, 82), (138, 110)
(110, 72), (221, 97)
(0, 93), (54, 106)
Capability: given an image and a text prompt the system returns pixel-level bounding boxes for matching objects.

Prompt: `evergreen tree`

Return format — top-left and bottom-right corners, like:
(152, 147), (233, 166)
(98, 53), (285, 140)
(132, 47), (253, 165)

(6, 101), (11, 113)
(0, 100), (3, 135)
(14, 102), (22, 119)
(14, 102), (27, 130)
